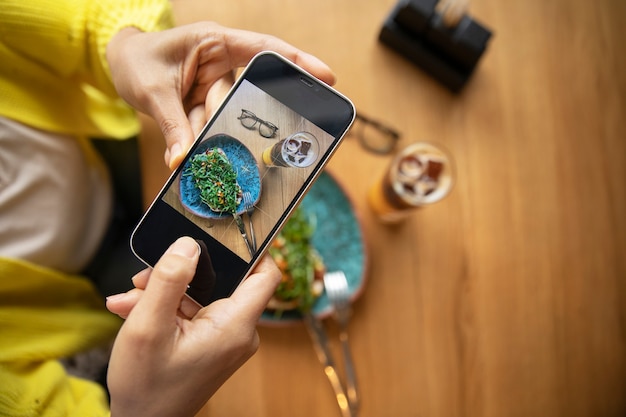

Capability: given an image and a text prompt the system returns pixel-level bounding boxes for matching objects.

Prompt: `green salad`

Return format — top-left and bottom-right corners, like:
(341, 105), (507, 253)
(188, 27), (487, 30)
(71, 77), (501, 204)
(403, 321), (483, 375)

(267, 207), (325, 314)
(186, 148), (242, 213)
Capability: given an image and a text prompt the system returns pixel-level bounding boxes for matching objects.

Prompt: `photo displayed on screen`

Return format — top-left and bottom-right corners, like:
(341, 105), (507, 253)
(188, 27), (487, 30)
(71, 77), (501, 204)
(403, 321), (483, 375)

(161, 79), (335, 261)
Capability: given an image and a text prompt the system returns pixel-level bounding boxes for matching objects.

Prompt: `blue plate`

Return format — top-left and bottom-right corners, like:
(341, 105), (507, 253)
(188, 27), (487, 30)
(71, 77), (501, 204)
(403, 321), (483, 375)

(180, 134), (261, 218)
(260, 171), (367, 325)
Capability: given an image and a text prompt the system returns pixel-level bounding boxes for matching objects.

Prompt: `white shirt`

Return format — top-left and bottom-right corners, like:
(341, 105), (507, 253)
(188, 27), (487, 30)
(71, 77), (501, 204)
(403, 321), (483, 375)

(0, 117), (112, 273)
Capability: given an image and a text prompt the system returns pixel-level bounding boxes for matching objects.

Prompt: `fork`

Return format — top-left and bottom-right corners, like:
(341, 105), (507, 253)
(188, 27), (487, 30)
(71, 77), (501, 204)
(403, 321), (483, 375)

(232, 213), (254, 256)
(242, 191), (257, 252)
(324, 271), (360, 415)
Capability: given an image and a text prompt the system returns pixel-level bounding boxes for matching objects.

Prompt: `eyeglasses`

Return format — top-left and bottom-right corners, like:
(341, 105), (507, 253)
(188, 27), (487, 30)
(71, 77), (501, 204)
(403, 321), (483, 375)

(237, 109), (279, 138)
(350, 113), (400, 154)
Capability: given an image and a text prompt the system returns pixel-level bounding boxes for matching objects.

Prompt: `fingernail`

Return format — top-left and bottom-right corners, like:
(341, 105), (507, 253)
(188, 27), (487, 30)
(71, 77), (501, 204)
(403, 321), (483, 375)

(170, 237), (201, 259)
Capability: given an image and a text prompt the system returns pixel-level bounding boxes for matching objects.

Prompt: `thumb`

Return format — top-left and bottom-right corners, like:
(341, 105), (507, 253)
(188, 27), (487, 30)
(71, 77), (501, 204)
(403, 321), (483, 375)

(129, 237), (200, 330)
(226, 256), (281, 321)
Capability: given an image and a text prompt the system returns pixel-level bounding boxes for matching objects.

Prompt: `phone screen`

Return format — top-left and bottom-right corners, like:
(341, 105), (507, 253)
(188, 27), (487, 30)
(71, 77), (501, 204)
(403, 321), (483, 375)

(131, 52), (355, 306)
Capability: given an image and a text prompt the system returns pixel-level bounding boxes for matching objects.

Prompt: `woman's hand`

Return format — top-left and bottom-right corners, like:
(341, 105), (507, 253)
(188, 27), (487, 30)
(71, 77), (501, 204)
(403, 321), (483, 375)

(106, 237), (280, 417)
(106, 21), (336, 169)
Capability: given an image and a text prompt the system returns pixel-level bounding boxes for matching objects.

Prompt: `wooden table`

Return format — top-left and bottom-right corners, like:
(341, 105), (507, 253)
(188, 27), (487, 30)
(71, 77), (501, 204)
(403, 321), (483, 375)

(139, 0), (626, 416)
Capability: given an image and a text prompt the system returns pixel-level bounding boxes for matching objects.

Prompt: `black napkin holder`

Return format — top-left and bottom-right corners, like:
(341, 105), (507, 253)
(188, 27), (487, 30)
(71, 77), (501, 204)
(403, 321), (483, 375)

(379, 0), (493, 92)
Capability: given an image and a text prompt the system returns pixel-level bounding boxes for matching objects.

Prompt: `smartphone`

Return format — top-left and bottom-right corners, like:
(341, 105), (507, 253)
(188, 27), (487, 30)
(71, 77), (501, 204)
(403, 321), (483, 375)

(131, 51), (355, 306)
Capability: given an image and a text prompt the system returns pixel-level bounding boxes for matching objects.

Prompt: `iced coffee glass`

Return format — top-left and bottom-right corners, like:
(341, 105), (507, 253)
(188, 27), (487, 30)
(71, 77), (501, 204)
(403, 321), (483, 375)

(262, 132), (319, 168)
(368, 142), (455, 223)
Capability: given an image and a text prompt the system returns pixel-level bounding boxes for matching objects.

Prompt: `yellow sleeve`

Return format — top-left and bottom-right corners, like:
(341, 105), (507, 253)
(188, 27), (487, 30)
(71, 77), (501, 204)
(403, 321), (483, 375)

(0, 0), (174, 97)
(0, 361), (112, 417)
(0, 256), (122, 416)
(0, 0), (174, 138)
(85, 0), (175, 97)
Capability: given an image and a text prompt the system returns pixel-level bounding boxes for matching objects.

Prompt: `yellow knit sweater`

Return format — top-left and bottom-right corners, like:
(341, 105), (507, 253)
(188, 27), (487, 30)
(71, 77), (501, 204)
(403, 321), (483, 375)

(0, 0), (174, 139)
(0, 258), (122, 417)
(0, 0), (174, 415)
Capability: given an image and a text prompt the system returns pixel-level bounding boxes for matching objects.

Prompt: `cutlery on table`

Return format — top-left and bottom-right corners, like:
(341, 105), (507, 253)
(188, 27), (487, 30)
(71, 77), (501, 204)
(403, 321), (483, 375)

(303, 312), (353, 417)
(232, 213), (254, 256)
(242, 191), (257, 252)
(324, 270), (360, 415)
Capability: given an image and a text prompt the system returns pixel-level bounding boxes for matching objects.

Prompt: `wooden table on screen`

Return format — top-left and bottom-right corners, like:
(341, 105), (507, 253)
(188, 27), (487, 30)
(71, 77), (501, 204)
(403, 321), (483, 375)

(138, 1), (626, 416)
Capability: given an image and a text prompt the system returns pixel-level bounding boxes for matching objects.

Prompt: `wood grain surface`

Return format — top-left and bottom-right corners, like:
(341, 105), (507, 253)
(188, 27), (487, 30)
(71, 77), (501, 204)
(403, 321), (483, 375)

(138, 0), (626, 416)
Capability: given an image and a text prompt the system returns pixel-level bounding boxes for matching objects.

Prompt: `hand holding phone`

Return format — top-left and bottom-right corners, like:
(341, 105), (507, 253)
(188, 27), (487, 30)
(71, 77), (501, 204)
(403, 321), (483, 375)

(131, 52), (355, 306)
(107, 22), (337, 170)
(107, 236), (282, 417)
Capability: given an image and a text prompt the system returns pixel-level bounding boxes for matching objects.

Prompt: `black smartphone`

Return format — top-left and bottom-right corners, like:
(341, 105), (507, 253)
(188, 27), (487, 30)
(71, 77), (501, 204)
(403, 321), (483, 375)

(131, 51), (355, 306)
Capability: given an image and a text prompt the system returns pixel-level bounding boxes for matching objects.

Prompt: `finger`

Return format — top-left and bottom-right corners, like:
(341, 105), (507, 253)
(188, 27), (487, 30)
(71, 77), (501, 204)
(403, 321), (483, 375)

(131, 268), (151, 290)
(184, 22), (336, 86)
(106, 288), (145, 319)
(205, 72), (235, 118)
(151, 98), (197, 170)
(219, 27), (337, 85)
(128, 237), (201, 330)
(226, 256), (281, 320)
(107, 290), (200, 320)
(187, 104), (207, 136)
(181, 74), (233, 143)
(172, 73), (233, 143)
(179, 295), (203, 319)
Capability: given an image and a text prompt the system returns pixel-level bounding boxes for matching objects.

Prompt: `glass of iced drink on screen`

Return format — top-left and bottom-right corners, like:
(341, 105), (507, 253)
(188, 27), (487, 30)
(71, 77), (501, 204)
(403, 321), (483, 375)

(262, 132), (319, 168)
(368, 142), (455, 224)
